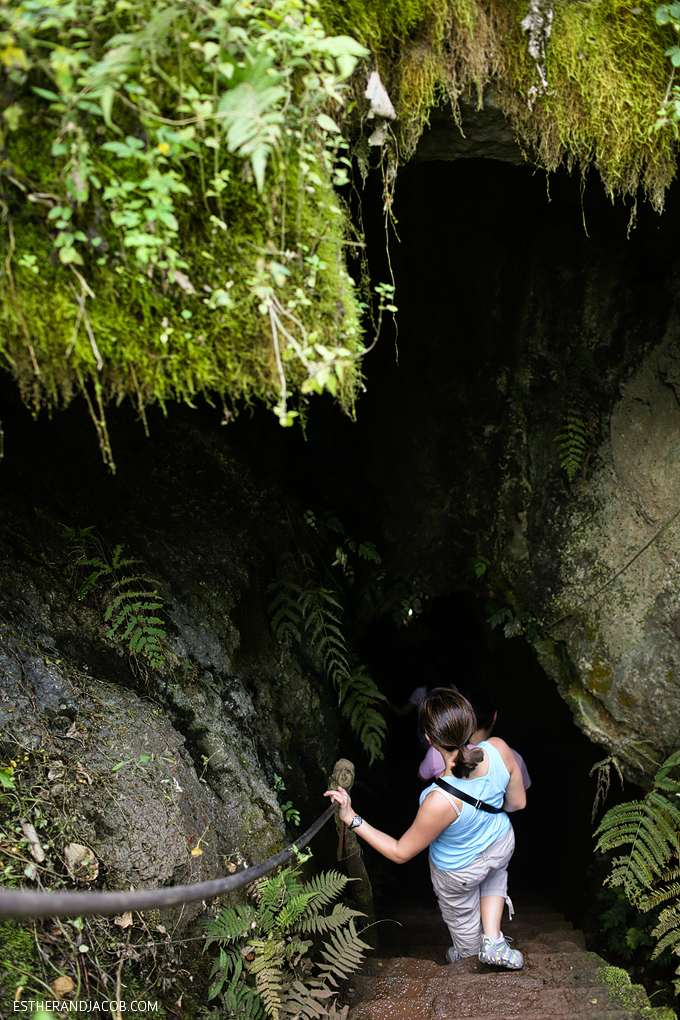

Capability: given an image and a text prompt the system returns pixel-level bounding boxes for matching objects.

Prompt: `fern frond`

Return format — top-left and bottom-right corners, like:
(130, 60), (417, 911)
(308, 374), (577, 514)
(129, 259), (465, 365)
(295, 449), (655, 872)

(302, 869), (349, 909)
(268, 580), (386, 762)
(207, 945), (244, 999)
(281, 978), (333, 1019)
(298, 903), (365, 935)
(651, 902), (680, 956)
(317, 920), (372, 984)
(597, 749), (680, 965)
(643, 871), (680, 911)
(276, 892), (316, 932)
(206, 902), (258, 943)
(221, 982), (266, 1020)
(654, 748), (680, 785)
(252, 949), (285, 1020)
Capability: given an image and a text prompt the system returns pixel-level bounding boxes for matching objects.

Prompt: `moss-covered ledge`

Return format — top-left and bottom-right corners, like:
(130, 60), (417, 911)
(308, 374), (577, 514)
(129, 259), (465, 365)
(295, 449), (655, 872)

(595, 959), (677, 1020)
(320, 0), (679, 208)
(0, 0), (370, 467)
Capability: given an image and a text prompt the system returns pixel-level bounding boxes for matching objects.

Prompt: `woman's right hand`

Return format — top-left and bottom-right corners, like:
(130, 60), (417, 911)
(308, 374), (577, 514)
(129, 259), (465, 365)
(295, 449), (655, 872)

(324, 786), (354, 826)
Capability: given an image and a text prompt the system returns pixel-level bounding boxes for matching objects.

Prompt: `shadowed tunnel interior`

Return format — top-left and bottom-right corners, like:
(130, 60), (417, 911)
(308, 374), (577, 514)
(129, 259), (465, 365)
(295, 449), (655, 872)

(0, 149), (664, 956)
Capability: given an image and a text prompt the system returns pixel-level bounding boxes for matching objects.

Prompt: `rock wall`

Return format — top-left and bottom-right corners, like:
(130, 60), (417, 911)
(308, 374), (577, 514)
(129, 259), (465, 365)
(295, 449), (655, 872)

(0, 394), (340, 932)
(531, 335), (680, 778)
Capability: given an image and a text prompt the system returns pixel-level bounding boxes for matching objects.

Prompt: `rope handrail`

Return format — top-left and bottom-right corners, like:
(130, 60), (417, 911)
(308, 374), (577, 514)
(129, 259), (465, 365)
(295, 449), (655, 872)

(0, 801), (339, 920)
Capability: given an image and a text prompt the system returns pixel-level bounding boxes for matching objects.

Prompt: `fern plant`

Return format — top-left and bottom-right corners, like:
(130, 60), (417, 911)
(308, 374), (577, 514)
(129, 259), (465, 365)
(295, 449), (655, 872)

(268, 580), (387, 764)
(205, 859), (370, 1020)
(595, 749), (680, 993)
(554, 345), (601, 481)
(63, 526), (166, 669)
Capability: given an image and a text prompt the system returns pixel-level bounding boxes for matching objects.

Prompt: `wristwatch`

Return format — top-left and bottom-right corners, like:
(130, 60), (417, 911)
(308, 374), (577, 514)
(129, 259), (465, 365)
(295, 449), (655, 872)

(348, 814), (363, 831)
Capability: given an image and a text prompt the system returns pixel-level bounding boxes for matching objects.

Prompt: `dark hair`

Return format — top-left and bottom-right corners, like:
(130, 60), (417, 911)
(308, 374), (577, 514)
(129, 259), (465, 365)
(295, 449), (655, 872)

(418, 687), (484, 779)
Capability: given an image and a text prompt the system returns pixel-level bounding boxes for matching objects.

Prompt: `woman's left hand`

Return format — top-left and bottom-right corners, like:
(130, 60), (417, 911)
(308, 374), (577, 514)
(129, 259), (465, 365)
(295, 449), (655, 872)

(324, 786), (354, 826)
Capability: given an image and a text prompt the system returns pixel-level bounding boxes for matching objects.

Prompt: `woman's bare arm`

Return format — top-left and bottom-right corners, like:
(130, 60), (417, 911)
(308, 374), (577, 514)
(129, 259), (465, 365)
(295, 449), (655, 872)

(324, 786), (458, 864)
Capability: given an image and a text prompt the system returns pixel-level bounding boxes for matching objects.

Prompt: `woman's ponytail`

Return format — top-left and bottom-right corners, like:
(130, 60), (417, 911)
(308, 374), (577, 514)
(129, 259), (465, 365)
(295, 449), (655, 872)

(453, 743), (483, 779)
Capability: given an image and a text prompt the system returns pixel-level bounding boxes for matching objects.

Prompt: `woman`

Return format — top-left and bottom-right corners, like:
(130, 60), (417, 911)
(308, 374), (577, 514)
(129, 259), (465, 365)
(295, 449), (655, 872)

(325, 687), (526, 968)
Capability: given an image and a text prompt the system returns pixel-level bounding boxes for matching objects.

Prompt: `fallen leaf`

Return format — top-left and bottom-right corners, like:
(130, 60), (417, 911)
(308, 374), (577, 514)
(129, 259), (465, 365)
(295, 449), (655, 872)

(64, 842), (99, 883)
(52, 975), (75, 999)
(76, 763), (93, 784)
(114, 911), (133, 929)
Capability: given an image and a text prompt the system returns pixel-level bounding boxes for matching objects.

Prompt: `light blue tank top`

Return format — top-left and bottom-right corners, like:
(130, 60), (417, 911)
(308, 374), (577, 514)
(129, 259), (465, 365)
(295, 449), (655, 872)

(419, 740), (511, 871)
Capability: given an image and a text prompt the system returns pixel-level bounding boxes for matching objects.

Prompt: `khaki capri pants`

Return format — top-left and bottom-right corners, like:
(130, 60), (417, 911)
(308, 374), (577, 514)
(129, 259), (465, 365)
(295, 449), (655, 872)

(429, 825), (516, 958)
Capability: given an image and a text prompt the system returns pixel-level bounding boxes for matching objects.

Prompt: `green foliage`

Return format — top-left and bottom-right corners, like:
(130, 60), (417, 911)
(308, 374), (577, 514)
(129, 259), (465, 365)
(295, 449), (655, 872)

(651, 4), (680, 140)
(554, 346), (600, 482)
(304, 509), (383, 586)
(268, 580), (387, 764)
(62, 524), (166, 668)
(595, 750), (680, 994)
(486, 598), (539, 640)
(467, 553), (490, 579)
(273, 772), (301, 826)
(337, 664), (388, 769)
(205, 860), (369, 1019)
(656, 3), (680, 65)
(319, 0), (678, 208)
(0, 0), (369, 464)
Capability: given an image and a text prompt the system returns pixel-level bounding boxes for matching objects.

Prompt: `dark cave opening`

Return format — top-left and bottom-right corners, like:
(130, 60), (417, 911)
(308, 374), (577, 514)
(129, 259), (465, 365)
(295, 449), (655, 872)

(0, 142), (671, 992)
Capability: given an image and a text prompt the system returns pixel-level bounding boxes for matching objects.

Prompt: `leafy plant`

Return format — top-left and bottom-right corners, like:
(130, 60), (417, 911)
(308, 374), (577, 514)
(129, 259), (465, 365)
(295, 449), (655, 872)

(205, 858), (370, 1019)
(63, 525), (166, 669)
(268, 580), (387, 765)
(486, 599), (540, 641)
(554, 345), (601, 482)
(467, 553), (490, 580)
(390, 581), (426, 628)
(273, 773), (301, 827)
(595, 749), (680, 994)
(0, 0), (370, 464)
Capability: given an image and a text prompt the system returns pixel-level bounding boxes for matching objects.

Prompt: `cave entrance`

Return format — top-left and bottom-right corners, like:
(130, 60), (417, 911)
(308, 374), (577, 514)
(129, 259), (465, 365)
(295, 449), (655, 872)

(353, 589), (612, 926)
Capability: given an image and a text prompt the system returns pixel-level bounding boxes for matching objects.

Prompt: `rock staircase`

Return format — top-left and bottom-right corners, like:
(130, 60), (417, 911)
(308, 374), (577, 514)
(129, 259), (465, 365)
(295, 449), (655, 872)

(347, 891), (676, 1020)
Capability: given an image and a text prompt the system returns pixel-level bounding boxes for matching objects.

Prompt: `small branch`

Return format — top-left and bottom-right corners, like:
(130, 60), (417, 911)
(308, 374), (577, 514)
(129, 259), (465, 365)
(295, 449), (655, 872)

(65, 283), (84, 359)
(268, 300), (288, 412)
(73, 290), (103, 372)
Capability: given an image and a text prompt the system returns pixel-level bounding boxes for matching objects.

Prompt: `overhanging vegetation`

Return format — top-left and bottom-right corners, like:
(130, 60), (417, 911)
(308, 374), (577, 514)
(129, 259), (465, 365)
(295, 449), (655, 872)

(1, 0), (679, 465)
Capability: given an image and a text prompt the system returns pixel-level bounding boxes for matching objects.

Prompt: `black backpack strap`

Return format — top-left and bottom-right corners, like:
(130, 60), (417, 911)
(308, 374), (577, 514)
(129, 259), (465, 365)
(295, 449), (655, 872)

(434, 777), (504, 813)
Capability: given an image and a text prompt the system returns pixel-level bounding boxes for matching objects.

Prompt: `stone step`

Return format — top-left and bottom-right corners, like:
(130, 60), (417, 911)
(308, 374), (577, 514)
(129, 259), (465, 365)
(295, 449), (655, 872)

(347, 898), (676, 1020)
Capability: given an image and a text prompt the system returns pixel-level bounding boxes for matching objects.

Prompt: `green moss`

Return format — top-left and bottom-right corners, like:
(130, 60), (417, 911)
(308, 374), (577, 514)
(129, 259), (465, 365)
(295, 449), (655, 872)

(597, 961), (677, 1019)
(0, 0), (368, 466)
(0, 919), (37, 997)
(319, 0), (678, 201)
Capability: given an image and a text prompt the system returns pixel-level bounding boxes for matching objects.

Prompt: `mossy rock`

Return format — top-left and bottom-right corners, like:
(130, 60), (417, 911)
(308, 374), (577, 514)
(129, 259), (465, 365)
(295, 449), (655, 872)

(0, 0), (368, 467)
(597, 961), (678, 1019)
(319, 0), (678, 206)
